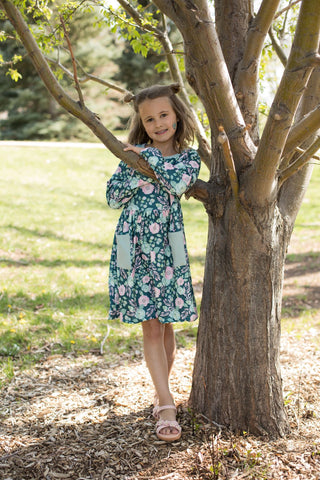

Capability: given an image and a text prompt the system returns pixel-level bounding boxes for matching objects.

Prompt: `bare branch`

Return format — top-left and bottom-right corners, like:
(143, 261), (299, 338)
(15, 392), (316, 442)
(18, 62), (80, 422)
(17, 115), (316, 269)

(217, 126), (239, 199)
(281, 104), (320, 163)
(268, 27), (287, 67)
(274, 0), (301, 20)
(46, 55), (131, 94)
(234, 0), (281, 133)
(278, 135), (320, 185)
(59, 14), (84, 106)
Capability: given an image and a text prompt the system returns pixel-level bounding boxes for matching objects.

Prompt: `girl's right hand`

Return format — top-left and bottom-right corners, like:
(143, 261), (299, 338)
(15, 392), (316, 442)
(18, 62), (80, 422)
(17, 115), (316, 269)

(123, 143), (145, 155)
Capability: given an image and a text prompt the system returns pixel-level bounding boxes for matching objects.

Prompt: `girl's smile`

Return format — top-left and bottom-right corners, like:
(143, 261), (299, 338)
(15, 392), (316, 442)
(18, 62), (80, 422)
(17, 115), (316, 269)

(139, 97), (178, 155)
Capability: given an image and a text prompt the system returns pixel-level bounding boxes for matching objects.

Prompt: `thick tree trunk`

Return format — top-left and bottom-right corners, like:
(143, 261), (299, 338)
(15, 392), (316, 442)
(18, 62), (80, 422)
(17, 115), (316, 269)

(190, 197), (291, 436)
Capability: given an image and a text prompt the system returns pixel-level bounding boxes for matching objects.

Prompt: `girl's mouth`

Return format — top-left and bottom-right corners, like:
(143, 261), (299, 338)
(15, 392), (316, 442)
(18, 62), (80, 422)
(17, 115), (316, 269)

(156, 129), (167, 135)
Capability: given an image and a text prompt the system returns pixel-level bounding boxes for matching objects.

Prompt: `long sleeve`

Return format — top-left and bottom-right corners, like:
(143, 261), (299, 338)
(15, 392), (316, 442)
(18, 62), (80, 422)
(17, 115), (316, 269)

(140, 147), (201, 196)
(106, 160), (150, 209)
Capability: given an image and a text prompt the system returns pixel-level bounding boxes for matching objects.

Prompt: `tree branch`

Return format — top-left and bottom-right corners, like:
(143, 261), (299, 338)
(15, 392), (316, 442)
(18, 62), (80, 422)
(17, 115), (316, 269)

(59, 14), (84, 106)
(234, 0), (281, 135)
(45, 55), (131, 94)
(281, 104), (320, 164)
(217, 126), (239, 199)
(268, 27), (287, 67)
(246, 0), (320, 206)
(274, 0), (301, 20)
(278, 135), (320, 185)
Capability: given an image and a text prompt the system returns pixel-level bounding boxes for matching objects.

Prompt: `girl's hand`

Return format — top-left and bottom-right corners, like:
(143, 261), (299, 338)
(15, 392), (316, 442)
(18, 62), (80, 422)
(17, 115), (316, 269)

(123, 143), (144, 155)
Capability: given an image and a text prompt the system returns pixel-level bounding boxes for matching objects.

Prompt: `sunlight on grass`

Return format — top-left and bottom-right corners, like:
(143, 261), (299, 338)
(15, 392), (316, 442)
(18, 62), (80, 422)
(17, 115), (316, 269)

(0, 144), (319, 382)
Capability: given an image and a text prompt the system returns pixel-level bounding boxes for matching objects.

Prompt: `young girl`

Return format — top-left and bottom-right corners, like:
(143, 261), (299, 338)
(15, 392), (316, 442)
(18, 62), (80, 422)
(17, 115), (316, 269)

(106, 83), (201, 442)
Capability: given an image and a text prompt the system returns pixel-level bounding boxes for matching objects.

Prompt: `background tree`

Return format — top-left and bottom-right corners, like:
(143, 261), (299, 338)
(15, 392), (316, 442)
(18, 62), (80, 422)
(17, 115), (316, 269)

(1, 0), (319, 437)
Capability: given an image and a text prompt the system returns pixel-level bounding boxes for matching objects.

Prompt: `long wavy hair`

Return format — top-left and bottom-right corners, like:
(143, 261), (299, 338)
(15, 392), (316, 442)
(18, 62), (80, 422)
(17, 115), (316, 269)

(124, 83), (196, 152)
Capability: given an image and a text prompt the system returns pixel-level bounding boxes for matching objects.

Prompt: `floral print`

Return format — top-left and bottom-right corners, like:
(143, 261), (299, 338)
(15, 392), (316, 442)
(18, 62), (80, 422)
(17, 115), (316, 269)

(106, 146), (201, 324)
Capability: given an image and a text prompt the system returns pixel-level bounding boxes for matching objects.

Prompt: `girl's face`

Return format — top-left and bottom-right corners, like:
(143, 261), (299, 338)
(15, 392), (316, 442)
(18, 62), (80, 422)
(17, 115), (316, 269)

(139, 96), (178, 151)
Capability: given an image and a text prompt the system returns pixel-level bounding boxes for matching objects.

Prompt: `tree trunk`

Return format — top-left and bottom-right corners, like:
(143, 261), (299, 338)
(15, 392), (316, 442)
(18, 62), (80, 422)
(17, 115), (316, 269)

(190, 195), (291, 436)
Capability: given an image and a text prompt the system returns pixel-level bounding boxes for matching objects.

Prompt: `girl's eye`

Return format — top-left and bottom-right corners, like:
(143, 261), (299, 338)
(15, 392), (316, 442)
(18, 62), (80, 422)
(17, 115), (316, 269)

(161, 113), (167, 118)
(146, 118), (153, 123)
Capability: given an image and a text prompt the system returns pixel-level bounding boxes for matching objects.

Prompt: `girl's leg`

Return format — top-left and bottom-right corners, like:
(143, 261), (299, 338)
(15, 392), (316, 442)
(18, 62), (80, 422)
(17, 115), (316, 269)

(142, 318), (178, 429)
(164, 323), (176, 378)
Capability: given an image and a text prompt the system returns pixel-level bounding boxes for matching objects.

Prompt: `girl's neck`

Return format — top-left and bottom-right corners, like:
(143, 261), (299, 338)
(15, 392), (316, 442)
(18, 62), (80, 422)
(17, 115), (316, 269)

(150, 141), (178, 157)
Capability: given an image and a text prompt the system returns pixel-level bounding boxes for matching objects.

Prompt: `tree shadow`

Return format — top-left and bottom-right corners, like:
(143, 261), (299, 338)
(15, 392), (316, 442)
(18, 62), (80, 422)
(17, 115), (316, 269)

(0, 354), (208, 480)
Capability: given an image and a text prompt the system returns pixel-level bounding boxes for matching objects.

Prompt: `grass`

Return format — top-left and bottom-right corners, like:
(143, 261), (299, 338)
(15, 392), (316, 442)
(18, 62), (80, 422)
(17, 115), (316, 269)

(0, 144), (319, 384)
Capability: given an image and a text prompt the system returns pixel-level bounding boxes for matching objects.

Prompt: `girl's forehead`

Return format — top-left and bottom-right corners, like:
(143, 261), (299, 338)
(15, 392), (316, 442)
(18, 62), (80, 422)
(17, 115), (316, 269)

(139, 96), (174, 116)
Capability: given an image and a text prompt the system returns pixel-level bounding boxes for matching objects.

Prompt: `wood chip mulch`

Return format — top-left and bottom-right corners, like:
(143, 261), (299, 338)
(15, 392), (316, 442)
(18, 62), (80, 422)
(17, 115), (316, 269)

(0, 330), (319, 480)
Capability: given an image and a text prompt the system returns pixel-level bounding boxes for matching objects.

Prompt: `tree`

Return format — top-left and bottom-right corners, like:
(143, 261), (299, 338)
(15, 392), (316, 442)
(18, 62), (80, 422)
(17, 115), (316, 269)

(1, 0), (319, 437)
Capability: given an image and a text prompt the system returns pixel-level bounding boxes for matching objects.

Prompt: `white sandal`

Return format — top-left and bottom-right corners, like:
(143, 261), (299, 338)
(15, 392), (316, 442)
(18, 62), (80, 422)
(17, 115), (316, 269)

(153, 405), (182, 442)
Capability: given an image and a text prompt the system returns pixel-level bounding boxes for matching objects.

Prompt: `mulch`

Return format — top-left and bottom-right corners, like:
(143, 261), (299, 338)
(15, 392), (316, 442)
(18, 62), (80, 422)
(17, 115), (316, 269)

(0, 328), (319, 480)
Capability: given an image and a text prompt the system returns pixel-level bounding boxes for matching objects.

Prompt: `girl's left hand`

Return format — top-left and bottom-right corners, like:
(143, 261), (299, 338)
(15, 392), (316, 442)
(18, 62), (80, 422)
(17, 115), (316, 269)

(123, 143), (144, 155)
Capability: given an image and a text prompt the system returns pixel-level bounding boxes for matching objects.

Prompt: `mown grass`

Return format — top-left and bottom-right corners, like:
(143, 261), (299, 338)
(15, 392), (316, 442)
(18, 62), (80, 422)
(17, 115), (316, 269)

(0, 144), (319, 384)
(0, 144), (207, 383)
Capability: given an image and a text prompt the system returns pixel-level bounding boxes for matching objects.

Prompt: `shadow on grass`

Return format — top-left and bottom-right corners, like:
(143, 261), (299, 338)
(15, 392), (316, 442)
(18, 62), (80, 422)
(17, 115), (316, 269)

(4, 223), (111, 250)
(285, 251), (320, 278)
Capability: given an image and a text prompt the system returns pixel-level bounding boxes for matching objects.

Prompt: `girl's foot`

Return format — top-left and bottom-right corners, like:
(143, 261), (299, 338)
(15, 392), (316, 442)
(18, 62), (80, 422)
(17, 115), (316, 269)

(153, 405), (181, 442)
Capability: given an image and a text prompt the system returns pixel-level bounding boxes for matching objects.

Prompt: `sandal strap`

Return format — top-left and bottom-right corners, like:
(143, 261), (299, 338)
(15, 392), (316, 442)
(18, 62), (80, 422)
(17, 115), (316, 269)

(156, 419), (182, 435)
(153, 404), (176, 419)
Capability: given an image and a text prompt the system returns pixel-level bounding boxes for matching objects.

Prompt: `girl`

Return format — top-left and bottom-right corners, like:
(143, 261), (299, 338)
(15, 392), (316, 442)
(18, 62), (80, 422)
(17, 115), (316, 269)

(106, 83), (201, 442)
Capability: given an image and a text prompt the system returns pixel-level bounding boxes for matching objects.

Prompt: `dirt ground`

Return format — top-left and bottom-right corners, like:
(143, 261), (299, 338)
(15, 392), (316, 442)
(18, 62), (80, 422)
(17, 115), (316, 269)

(0, 245), (319, 480)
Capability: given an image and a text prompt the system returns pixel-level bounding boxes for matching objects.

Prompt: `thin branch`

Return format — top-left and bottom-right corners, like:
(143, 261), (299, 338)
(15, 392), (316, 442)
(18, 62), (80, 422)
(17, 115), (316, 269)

(274, 0), (301, 20)
(46, 55), (131, 94)
(281, 104), (320, 162)
(234, 0), (281, 132)
(268, 27), (287, 67)
(217, 126), (239, 199)
(278, 135), (320, 185)
(59, 14), (84, 106)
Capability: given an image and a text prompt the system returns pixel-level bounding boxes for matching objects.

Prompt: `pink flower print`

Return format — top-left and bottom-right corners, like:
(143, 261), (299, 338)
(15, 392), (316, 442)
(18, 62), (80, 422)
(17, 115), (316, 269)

(154, 287), (161, 298)
(162, 209), (169, 218)
(190, 160), (199, 168)
(190, 313), (198, 322)
(123, 221), (129, 233)
(115, 166), (121, 174)
(138, 179), (148, 187)
(137, 215), (142, 223)
(182, 173), (191, 185)
(133, 236), (138, 244)
(118, 285), (126, 296)
(142, 183), (154, 194)
(150, 222), (160, 234)
(165, 266), (174, 280)
(164, 162), (175, 170)
(177, 277), (184, 286)
(142, 275), (150, 283)
(138, 295), (149, 306)
(150, 251), (156, 262)
(175, 297), (184, 308)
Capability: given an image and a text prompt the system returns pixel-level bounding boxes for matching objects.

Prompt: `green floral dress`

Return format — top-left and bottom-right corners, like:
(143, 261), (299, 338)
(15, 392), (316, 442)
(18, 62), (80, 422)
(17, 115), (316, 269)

(106, 146), (201, 324)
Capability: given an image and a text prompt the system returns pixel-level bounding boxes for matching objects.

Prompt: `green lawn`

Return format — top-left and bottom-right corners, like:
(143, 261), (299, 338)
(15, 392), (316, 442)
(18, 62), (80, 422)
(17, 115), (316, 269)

(0, 144), (318, 383)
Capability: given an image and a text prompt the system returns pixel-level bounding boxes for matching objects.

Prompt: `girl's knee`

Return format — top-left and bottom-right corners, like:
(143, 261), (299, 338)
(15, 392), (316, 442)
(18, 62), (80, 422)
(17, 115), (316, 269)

(142, 318), (164, 343)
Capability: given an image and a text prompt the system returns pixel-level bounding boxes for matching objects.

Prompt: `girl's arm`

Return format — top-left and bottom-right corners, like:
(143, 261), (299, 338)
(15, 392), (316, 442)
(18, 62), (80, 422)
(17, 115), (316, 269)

(140, 147), (201, 196)
(106, 161), (149, 209)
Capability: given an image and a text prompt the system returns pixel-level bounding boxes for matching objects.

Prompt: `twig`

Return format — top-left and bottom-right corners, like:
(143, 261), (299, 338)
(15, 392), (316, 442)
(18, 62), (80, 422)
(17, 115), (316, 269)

(217, 126), (239, 199)
(279, 136), (320, 186)
(59, 14), (84, 107)
(100, 324), (111, 355)
(274, 0), (301, 19)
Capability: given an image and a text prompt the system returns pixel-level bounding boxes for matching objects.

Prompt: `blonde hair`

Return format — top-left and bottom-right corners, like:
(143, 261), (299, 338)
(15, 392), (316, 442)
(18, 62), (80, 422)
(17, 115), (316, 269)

(124, 83), (195, 152)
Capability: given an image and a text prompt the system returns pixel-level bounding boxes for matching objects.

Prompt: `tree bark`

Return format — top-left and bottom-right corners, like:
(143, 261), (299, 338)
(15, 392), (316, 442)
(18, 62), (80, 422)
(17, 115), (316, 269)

(190, 197), (291, 436)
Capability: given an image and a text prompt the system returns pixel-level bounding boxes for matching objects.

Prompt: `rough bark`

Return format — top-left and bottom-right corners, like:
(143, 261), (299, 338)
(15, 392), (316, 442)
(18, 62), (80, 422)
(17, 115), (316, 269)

(190, 197), (291, 436)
